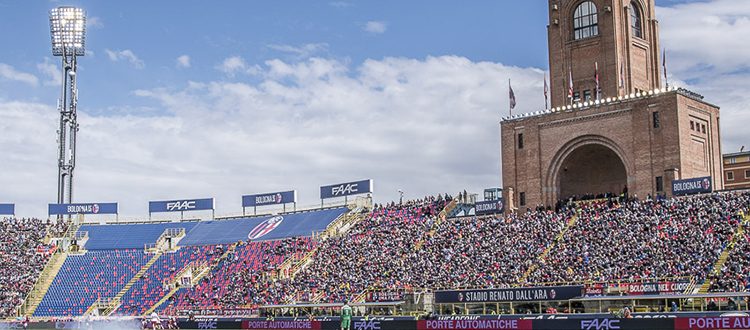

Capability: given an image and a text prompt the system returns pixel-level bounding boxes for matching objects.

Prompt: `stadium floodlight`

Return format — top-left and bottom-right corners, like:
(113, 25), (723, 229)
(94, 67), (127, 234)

(49, 7), (86, 56)
(49, 6), (86, 220)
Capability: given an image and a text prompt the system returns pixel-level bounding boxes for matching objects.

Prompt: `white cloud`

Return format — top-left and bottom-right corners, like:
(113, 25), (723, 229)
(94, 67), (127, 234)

(87, 16), (103, 29)
(105, 49), (145, 69)
(364, 21), (387, 34)
(37, 57), (61, 86)
(0, 56), (542, 217)
(176, 55), (191, 68)
(0, 63), (39, 86)
(329, 1), (352, 8)
(267, 43), (329, 59)
(1, 0), (748, 218)
(657, 0), (750, 152)
(216, 56), (261, 76)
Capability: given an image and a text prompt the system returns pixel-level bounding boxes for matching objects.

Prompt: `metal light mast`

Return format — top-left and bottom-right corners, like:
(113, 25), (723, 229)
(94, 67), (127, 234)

(49, 7), (86, 218)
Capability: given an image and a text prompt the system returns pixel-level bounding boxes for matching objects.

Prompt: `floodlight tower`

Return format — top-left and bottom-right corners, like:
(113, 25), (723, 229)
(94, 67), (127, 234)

(49, 7), (86, 217)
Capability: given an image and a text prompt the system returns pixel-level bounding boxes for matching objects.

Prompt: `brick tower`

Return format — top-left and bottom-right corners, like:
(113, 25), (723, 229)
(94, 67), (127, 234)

(548, 0), (662, 108)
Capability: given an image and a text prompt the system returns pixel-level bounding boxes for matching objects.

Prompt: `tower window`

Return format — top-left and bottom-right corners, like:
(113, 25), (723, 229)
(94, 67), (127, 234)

(631, 2), (643, 38)
(519, 192), (526, 207)
(517, 133), (524, 149)
(573, 1), (599, 40)
(652, 111), (660, 129)
(727, 171), (734, 181)
(656, 176), (664, 192)
(583, 90), (592, 101)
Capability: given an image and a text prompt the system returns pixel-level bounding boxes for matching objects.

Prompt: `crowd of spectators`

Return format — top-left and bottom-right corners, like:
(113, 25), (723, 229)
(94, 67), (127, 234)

(708, 221), (750, 292)
(527, 192), (750, 284)
(9, 190), (750, 317)
(161, 237), (315, 313)
(159, 191), (750, 312)
(225, 194), (571, 303)
(0, 218), (69, 318)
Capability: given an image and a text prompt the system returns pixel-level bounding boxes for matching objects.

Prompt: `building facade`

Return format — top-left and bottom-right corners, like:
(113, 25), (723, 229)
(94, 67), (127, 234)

(723, 151), (750, 191)
(501, 0), (723, 210)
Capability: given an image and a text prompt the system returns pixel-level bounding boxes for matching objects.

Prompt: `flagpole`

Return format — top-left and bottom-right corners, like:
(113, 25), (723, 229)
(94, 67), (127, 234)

(661, 48), (669, 89)
(509, 79), (511, 116)
(544, 74), (548, 110)
(595, 62), (600, 101)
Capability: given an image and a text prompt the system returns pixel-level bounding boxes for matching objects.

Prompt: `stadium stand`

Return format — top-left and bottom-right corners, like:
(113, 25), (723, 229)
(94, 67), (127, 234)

(271, 196), (451, 304)
(178, 207), (348, 246)
(0, 218), (67, 318)
(159, 237), (315, 313)
(527, 192), (750, 284)
(79, 222), (198, 250)
(28, 207), (346, 317)
(114, 245), (223, 316)
(708, 218), (750, 292)
(34, 249), (150, 317)
(16, 192), (750, 318)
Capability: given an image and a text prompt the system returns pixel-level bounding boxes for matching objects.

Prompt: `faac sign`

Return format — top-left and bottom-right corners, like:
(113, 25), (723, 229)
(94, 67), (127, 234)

(169, 200), (196, 211)
(149, 198), (214, 213)
(320, 179), (373, 199)
(581, 319), (621, 330)
(354, 319), (381, 330)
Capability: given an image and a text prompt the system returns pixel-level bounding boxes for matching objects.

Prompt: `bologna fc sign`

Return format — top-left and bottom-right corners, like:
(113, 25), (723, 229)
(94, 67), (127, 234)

(48, 203), (118, 215)
(672, 176), (712, 196)
(247, 216), (284, 240)
(242, 191), (297, 207)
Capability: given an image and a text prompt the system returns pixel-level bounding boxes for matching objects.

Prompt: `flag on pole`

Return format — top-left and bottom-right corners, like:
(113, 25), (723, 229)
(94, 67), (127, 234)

(568, 67), (574, 103)
(544, 74), (549, 110)
(594, 62), (600, 101)
(661, 48), (669, 89)
(509, 79), (516, 115)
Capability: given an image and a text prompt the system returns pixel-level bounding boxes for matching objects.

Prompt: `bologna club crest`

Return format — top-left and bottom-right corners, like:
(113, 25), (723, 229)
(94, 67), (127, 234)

(702, 178), (711, 190)
(247, 216), (284, 240)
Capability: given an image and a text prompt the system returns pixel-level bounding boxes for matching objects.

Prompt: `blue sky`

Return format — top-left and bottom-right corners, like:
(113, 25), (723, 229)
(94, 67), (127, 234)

(0, 0), (748, 218)
(0, 1), (549, 110)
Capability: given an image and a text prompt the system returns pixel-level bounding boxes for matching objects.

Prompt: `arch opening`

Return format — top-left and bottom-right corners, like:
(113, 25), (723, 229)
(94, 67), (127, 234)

(558, 144), (627, 200)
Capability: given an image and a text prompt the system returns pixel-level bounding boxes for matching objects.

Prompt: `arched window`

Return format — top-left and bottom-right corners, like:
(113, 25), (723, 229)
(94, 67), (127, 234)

(573, 1), (599, 40)
(630, 2), (643, 38)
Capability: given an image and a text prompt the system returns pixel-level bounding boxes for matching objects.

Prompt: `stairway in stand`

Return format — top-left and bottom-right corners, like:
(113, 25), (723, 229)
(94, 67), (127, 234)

(143, 243), (238, 316)
(21, 251), (68, 316)
(519, 215), (578, 285)
(85, 251), (164, 316)
(697, 214), (750, 294)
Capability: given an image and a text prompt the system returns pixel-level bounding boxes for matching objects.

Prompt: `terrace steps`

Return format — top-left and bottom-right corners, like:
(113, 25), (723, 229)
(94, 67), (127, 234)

(698, 214), (750, 294)
(519, 215), (577, 284)
(143, 243), (236, 316)
(22, 251), (68, 316)
(280, 209), (366, 281)
(87, 251), (164, 316)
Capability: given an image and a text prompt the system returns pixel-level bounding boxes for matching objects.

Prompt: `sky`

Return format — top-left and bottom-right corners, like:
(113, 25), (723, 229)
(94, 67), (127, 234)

(0, 0), (748, 218)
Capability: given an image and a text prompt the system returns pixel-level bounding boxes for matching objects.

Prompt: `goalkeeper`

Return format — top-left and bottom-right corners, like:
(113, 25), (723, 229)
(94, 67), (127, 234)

(340, 301), (353, 330)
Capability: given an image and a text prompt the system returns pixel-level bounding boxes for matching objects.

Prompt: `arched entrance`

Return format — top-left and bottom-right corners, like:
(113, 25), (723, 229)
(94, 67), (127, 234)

(546, 135), (632, 204)
(558, 144), (627, 199)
